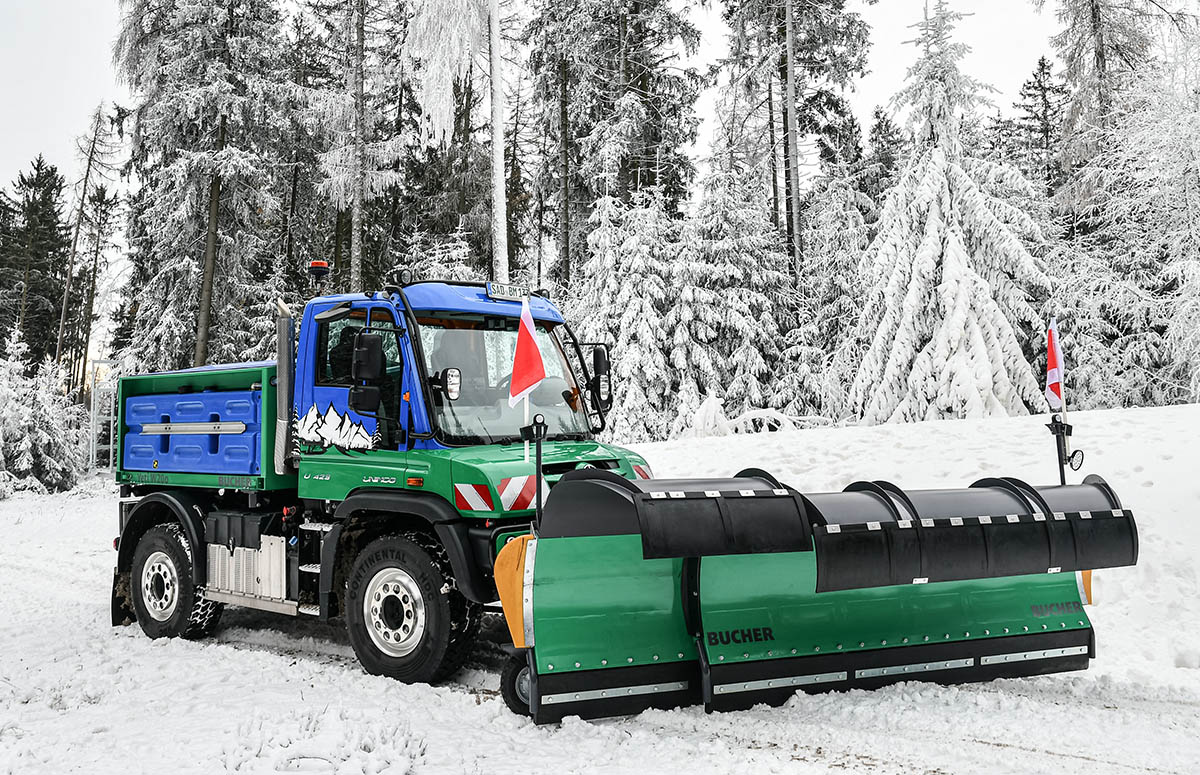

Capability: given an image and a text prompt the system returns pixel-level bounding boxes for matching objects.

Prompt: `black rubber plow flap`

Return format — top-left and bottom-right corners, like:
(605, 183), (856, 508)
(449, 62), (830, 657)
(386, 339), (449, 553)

(813, 476), (1138, 593)
(635, 488), (813, 559)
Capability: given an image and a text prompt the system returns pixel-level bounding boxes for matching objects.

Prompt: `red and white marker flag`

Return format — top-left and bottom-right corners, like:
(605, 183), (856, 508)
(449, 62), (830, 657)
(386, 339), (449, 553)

(508, 297), (546, 408)
(1046, 317), (1065, 411)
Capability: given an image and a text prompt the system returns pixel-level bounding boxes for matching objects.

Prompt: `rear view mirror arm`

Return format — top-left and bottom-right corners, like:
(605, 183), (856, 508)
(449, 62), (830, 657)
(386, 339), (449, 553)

(561, 323), (606, 434)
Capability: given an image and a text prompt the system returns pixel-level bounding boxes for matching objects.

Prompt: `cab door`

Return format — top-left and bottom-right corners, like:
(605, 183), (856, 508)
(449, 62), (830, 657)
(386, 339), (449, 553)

(295, 303), (404, 453)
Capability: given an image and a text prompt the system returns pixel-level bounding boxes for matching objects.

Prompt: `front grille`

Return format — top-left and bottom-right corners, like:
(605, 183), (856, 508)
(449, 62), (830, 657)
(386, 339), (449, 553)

(542, 459), (620, 476)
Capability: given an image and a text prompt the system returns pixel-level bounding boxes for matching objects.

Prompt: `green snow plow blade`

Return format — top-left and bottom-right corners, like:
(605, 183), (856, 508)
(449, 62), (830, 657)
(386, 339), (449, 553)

(505, 470), (1137, 724)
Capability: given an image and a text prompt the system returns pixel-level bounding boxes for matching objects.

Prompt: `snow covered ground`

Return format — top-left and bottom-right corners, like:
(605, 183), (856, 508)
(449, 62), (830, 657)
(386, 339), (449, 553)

(2, 404), (1199, 774)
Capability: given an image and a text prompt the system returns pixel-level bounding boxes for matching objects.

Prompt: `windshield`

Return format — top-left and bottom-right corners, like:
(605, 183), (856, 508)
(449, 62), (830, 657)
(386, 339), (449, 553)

(417, 313), (591, 445)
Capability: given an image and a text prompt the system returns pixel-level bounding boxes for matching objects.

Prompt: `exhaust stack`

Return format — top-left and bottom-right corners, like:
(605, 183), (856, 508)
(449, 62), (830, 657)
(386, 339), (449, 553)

(273, 299), (295, 475)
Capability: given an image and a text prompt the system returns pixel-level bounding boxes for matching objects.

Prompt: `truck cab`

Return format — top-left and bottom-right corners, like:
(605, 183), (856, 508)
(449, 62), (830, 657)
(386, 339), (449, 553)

(111, 280), (651, 685)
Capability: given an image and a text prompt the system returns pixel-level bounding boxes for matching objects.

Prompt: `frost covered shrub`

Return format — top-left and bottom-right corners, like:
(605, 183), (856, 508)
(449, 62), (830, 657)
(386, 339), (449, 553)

(0, 328), (88, 494)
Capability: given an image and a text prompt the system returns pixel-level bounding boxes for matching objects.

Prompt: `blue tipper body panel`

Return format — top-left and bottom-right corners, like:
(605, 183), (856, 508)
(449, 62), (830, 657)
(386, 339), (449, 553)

(122, 390), (263, 475)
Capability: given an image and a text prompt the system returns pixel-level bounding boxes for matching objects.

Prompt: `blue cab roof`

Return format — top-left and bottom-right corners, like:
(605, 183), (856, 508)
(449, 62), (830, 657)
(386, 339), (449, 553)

(398, 282), (565, 324)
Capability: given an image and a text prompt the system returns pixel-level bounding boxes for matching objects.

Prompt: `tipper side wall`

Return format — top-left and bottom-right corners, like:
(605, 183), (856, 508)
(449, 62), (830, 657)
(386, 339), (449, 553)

(115, 362), (296, 491)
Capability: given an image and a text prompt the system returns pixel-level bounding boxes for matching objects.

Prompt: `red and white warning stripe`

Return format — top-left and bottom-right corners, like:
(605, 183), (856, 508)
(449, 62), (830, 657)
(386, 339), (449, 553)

(499, 474), (551, 511)
(454, 483), (494, 512)
(632, 464), (653, 480)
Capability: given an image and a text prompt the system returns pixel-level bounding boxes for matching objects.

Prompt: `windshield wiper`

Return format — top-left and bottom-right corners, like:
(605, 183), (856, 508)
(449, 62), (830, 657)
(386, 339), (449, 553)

(490, 435), (520, 446)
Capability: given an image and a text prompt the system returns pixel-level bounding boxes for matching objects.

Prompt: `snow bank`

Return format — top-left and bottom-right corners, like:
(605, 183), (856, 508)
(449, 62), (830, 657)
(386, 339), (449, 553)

(2, 405), (1198, 773)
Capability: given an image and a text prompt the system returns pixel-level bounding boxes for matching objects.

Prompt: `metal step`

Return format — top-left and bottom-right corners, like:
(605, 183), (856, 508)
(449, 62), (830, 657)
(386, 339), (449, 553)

(300, 563), (321, 574)
(299, 522), (336, 533)
(298, 603), (320, 616)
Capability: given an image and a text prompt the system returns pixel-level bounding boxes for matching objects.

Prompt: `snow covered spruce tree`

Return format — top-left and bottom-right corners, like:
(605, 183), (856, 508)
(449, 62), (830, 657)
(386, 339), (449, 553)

(799, 162), (872, 417)
(0, 328), (85, 495)
(607, 190), (673, 442)
(847, 2), (1049, 424)
(116, 0), (290, 370)
(1077, 34), (1200, 404)
(575, 178), (673, 441)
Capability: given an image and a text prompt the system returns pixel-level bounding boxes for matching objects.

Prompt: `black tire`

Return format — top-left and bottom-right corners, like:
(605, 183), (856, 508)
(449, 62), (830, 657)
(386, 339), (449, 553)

(130, 523), (223, 639)
(501, 652), (533, 717)
(345, 533), (480, 683)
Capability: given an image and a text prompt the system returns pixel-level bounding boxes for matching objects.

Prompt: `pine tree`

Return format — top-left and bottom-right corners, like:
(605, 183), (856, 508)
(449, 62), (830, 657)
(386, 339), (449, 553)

(607, 189), (672, 442)
(4, 157), (71, 368)
(116, 0), (291, 370)
(573, 188), (626, 348)
(0, 328), (37, 490)
(1074, 33), (1200, 405)
(861, 107), (906, 222)
(847, 2), (1049, 424)
(800, 163), (872, 416)
(1012, 56), (1069, 196)
(71, 185), (121, 391)
(526, 0), (702, 294)
(26, 358), (86, 491)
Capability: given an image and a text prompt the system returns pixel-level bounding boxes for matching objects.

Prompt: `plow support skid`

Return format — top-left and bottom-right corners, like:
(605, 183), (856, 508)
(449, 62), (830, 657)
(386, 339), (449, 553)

(514, 471), (1137, 724)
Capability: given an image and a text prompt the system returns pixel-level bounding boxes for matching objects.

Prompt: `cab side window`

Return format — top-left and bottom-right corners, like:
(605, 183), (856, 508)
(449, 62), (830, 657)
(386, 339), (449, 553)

(315, 314), (367, 386)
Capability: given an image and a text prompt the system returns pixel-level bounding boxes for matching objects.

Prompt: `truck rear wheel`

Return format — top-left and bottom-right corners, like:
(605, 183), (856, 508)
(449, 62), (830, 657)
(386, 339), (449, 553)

(345, 533), (480, 683)
(130, 523), (223, 639)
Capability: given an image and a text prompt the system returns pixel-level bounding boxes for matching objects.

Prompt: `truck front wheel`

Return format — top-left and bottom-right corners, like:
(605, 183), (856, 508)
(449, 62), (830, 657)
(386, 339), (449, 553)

(345, 533), (480, 683)
(130, 523), (223, 639)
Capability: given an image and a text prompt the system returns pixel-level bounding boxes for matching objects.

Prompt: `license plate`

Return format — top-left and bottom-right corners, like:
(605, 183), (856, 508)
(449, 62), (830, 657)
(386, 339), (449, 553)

(486, 282), (530, 302)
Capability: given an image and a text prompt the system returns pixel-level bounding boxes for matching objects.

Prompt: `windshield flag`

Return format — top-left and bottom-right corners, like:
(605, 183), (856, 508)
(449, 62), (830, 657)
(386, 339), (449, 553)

(508, 297), (547, 408)
(1046, 317), (1065, 411)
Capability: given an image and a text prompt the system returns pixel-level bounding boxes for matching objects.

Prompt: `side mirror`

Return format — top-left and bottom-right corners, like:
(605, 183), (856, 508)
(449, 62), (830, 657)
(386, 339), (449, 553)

(352, 332), (385, 382)
(349, 385), (381, 414)
(441, 368), (461, 401)
(591, 346), (613, 412)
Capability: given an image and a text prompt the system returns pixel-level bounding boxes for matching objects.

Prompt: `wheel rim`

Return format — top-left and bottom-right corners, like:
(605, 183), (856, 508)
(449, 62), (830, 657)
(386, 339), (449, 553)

(141, 550), (179, 622)
(363, 567), (426, 658)
(514, 664), (531, 707)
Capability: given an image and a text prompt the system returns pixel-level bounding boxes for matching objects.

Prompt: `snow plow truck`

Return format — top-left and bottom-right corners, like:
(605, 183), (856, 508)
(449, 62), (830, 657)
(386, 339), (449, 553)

(110, 278), (1139, 723)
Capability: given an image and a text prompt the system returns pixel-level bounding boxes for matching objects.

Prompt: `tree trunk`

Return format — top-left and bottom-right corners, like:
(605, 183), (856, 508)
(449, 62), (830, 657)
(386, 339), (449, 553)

(349, 0), (366, 292)
(333, 209), (345, 278)
(784, 0), (804, 275)
(1089, 0), (1110, 128)
(558, 58), (571, 286)
(194, 116), (226, 368)
(766, 56), (780, 230)
(778, 54), (794, 259)
(78, 198), (108, 390)
(489, 0), (509, 282)
(56, 110), (101, 363)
